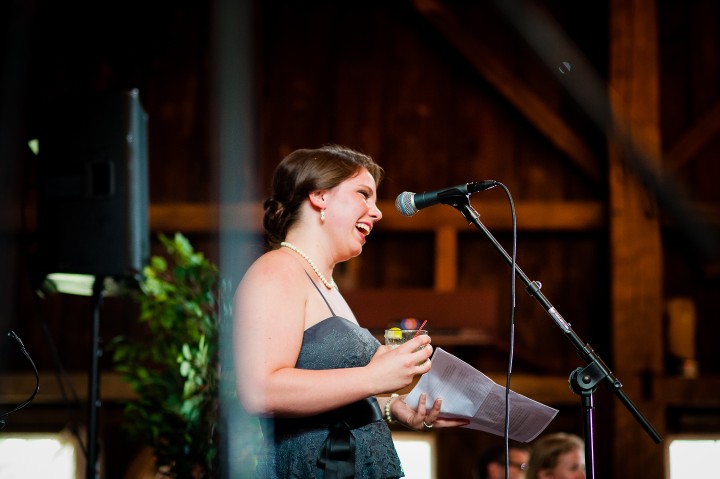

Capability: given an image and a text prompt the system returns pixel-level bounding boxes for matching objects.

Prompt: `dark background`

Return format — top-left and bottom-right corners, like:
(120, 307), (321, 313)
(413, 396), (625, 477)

(2, 0), (719, 477)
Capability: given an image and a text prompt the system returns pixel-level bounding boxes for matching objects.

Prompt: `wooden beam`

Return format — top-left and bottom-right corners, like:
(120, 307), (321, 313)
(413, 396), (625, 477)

(372, 372), (584, 406)
(22, 200), (605, 236)
(411, 0), (602, 183)
(665, 101), (720, 173)
(0, 372), (135, 404)
(149, 200), (606, 233)
(485, 373), (579, 406)
(608, 0), (665, 477)
(434, 226), (457, 291)
(659, 377), (720, 408)
(150, 202), (262, 233)
(344, 288), (498, 333)
(5, 373), (716, 412)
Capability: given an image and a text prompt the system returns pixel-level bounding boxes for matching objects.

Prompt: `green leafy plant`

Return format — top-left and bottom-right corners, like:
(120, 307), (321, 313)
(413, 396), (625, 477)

(111, 233), (221, 478)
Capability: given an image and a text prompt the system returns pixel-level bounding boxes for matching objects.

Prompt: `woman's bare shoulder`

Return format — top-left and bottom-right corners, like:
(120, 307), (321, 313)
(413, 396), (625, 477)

(238, 249), (304, 295)
(233, 249), (309, 334)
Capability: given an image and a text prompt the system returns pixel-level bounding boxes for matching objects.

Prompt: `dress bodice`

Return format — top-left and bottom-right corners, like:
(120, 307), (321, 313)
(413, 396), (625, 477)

(256, 313), (403, 478)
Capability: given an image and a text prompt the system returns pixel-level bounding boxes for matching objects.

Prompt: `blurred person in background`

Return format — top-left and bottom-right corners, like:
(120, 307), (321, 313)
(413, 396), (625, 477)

(474, 442), (531, 479)
(525, 433), (585, 479)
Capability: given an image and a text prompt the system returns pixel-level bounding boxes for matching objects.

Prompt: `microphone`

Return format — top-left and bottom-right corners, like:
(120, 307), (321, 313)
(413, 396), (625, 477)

(395, 181), (498, 217)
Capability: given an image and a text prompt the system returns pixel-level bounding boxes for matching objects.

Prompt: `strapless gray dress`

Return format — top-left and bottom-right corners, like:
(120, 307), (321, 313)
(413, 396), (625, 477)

(255, 278), (404, 478)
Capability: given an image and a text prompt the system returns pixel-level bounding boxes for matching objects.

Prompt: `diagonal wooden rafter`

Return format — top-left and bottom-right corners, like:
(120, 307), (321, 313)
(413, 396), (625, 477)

(411, 0), (602, 184)
(665, 100), (720, 173)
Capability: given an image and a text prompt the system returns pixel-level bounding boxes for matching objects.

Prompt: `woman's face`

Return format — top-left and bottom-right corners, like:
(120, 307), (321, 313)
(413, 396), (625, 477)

(539, 448), (585, 479)
(323, 167), (382, 259)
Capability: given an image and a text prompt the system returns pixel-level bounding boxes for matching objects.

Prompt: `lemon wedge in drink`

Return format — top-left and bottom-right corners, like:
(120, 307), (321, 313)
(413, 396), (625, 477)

(387, 327), (402, 340)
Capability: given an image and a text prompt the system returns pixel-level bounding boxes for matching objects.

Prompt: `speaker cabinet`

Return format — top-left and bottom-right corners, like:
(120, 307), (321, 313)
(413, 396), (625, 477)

(36, 89), (149, 285)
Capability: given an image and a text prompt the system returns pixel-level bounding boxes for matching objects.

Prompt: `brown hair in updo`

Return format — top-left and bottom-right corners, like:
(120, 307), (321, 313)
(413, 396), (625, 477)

(263, 145), (383, 249)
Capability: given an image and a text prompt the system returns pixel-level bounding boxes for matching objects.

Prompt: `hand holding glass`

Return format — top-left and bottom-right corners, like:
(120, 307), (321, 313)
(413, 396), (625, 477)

(384, 329), (428, 348)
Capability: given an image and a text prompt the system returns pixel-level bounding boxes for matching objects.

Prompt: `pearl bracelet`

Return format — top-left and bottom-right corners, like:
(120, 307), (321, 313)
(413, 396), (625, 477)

(385, 393), (399, 424)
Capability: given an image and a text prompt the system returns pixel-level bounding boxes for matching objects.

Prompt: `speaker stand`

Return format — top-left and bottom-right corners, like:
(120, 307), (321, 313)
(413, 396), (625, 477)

(86, 278), (104, 479)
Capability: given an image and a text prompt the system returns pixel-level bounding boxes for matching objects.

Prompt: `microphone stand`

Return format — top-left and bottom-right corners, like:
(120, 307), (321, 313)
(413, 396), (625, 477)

(438, 192), (662, 479)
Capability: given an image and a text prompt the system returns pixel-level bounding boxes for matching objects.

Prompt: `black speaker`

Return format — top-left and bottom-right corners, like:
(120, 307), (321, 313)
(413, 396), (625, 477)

(36, 89), (149, 291)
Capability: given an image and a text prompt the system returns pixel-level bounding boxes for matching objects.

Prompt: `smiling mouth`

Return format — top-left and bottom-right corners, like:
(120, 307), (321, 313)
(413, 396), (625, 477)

(355, 222), (370, 236)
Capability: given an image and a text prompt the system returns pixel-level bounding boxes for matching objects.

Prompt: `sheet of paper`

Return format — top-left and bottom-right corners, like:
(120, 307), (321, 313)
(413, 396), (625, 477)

(405, 348), (558, 442)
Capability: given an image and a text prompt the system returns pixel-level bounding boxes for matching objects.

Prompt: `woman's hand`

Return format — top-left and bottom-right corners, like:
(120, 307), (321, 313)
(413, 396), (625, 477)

(392, 393), (470, 431)
(367, 335), (434, 393)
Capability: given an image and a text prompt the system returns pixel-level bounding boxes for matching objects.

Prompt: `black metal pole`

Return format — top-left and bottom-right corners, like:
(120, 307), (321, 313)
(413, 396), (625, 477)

(86, 279), (104, 479)
(581, 390), (595, 479)
(569, 362), (604, 479)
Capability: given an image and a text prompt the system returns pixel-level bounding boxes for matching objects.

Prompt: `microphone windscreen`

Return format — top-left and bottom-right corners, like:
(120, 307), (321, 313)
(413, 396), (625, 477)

(395, 192), (418, 217)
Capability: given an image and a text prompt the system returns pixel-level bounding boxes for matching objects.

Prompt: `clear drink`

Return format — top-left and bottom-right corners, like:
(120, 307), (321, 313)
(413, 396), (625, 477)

(384, 329), (428, 349)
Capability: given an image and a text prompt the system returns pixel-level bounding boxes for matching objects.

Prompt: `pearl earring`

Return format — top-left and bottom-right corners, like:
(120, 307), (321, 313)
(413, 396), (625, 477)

(320, 209), (326, 222)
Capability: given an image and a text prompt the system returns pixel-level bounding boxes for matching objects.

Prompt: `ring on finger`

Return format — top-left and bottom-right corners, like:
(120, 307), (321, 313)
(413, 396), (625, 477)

(422, 421), (433, 430)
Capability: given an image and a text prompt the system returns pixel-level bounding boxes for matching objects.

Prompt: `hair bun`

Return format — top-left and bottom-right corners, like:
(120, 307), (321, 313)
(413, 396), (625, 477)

(263, 197), (287, 248)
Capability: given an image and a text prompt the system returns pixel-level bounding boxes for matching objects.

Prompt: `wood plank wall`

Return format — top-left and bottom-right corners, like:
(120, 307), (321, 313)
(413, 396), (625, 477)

(3, 1), (720, 478)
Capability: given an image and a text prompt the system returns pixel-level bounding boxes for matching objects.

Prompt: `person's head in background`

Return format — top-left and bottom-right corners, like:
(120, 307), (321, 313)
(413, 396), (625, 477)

(525, 433), (586, 479)
(475, 443), (532, 479)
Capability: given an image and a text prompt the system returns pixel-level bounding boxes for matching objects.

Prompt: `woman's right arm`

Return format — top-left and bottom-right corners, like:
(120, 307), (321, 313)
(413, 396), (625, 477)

(233, 253), (428, 417)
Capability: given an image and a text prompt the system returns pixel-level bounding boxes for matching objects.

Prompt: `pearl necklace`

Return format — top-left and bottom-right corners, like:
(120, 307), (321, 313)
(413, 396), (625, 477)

(280, 241), (337, 290)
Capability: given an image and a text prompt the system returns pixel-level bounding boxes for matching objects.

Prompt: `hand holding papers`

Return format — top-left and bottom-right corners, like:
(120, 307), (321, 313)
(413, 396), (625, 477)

(406, 348), (558, 442)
